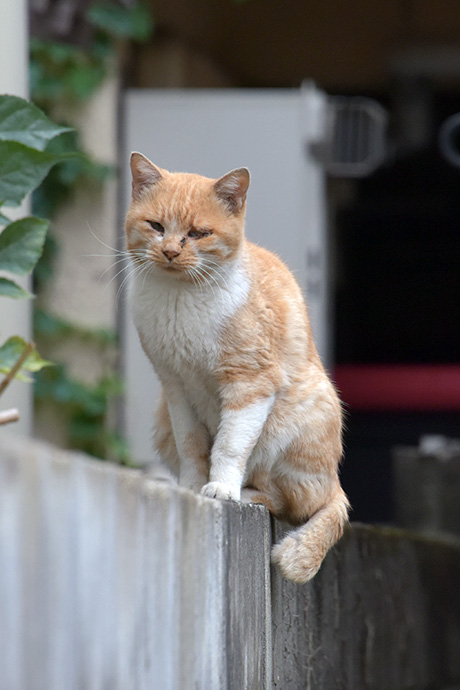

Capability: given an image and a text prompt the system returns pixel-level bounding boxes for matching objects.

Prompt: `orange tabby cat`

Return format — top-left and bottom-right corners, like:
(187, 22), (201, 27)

(125, 152), (349, 583)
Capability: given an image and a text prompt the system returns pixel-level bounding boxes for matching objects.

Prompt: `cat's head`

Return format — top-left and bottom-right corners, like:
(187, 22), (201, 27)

(125, 153), (250, 283)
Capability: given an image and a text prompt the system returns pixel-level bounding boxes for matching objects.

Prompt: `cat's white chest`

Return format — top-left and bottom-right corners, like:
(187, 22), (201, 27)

(129, 262), (249, 379)
(133, 284), (219, 371)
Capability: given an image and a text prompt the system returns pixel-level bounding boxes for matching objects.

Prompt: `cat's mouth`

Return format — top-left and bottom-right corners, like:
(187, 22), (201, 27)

(160, 261), (182, 271)
(152, 254), (199, 279)
(156, 259), (190, 277)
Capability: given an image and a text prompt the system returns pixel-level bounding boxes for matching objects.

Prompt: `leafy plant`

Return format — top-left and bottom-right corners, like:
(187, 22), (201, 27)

(28, 1), (154, 461)
(33, 308), (131, 462)
(86, 2), (154, 43)
(35, 364), (130, 462)
(0, 95), (77, 426)
(34, 308), (117, 347)
(30, 37), (110, 108)
(32, 129), (112, 220)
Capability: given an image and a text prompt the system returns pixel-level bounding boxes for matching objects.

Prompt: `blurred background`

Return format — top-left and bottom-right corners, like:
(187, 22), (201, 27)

(4, 0), (460, 524)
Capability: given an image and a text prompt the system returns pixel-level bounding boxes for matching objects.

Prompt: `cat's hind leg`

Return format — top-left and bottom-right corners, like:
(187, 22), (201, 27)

(240, 488), (276, 512)
(240, 467), (283, 513)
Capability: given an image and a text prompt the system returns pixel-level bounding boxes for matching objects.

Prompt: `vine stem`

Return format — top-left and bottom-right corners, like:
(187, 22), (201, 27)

(0, 408), (20, 426)
(0, 340), (35, 398)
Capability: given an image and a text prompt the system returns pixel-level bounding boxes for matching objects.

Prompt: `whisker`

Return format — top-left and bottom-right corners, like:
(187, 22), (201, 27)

(187, 266), (204, 290)
(199, 256), (222, 268)
(102, 260), (135, 293)
(193, 264), (218, 296)
(185, 267), (198, 288)
(116, 261), (148, 306)
(199, 256), (227, 269)
(141, 261), (155, 291)
(98, 256), (129, 285)
(197, 263), (221, 290)
(86, 221), (125, 255)
(100, 251), (148, 290)
(82, 251), (130, 259)
(199, 257), (228, 276)
(199, 258), (234, 291)
(201, 264), (230, 283)
(97, 257), (127, 285)
(188, 264), (207, 289)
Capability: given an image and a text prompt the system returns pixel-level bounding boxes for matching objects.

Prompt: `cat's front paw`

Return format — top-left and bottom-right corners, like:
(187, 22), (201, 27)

(201, 482), (240, 501)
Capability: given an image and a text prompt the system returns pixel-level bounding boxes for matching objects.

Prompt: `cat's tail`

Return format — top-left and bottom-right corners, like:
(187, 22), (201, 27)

(271, 486), (350, 583)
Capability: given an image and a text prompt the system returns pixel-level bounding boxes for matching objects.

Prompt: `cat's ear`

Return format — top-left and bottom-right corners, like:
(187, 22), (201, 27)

(130, 152), (163, 200)
(213, 168), (250, 213)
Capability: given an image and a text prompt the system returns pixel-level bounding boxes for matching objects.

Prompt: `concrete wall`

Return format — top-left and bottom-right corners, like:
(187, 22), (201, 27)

(1, 434), (460, 690)
(272, 523), (460, 690)
(394, 443), (460, 537)
(0, 435), (271, 690)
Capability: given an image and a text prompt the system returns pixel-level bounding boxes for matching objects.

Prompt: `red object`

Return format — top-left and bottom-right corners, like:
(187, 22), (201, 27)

(333, 365), (460, 411)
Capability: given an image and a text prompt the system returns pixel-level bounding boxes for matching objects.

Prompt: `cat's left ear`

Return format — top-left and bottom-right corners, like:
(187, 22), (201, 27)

(213, 168), (250, 213)
(130, 152), (163, 200)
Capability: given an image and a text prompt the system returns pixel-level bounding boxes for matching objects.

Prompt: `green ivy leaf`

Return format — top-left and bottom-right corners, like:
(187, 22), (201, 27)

(32, 129), (114, 219)
(34, 365), (107, 415)
(30, 39), (80, 64)
(30, 39), (109, 106)
(0, 277), (33, 299)
(87, 3), (154, 42)
(0, 95), (73, 151)
(0, 216), (49, 275)
(0, 336), (52, 380)
(31, 232), (57, 288)
(34, 308), (117, 345)
(69, 413), (102, 441)
(0, 141), (79, 206)
(65, 61), (107, 102)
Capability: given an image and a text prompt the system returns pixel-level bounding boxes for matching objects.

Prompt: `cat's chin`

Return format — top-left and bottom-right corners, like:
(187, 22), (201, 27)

(156, 262), (192, 281)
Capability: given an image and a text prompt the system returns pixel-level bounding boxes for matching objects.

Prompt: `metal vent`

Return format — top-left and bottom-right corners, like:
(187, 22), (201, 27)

(311, 96), (388, 177)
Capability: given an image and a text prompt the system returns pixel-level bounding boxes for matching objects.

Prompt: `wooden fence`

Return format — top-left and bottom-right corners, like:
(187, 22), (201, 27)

(1, 434), (460, 690)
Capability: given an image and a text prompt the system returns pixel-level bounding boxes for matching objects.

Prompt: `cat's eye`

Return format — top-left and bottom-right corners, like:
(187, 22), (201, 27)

(188, 228), (212, 239)
(147, 220), (164, 233)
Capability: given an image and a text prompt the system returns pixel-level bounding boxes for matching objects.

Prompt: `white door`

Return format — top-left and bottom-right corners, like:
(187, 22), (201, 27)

(121, 86), (329, 463)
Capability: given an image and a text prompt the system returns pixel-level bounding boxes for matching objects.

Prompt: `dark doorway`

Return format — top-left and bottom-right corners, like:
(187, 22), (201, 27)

(334, 91), (460, 523)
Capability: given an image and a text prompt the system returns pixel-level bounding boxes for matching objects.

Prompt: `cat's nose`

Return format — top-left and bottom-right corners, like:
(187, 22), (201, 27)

(162, 248), (180, 261)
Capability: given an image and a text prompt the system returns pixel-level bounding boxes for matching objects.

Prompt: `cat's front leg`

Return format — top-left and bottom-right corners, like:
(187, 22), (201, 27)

(162, 380), (210, 492)
(201, 395), (274, 501)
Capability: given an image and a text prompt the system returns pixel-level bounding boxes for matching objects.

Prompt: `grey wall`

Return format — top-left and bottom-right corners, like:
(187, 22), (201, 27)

(1, 435), (460, 690)
(394, 444), (460, 537)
